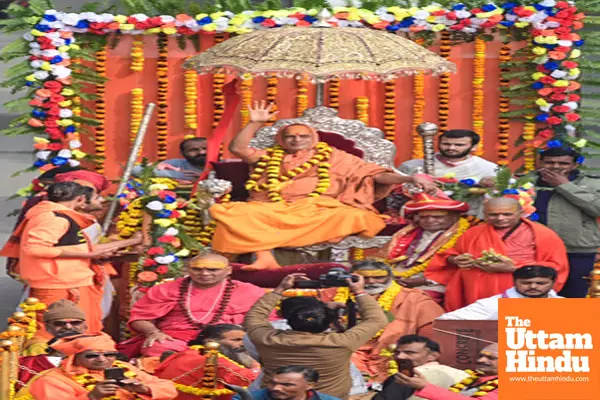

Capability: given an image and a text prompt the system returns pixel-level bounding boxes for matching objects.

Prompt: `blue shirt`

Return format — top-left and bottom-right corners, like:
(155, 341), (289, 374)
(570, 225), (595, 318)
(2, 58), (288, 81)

(234, 388), (341, 400)
(131, 158), (203, 181)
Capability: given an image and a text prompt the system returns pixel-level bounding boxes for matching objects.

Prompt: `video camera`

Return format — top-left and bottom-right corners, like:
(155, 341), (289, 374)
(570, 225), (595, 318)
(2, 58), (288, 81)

(294, 267), (359, 289)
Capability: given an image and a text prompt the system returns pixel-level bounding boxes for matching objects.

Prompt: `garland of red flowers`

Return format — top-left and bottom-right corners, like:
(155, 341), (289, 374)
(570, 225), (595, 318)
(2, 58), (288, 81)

(297, 74), (309, 117)
(497, 42), (511, 166)
(438, 31), (451, 133)
(329, 79), (340, 110)
(94, 46), (107, 174)
(178, 276), (234, 329)
(156, 33), (169, 161)
(383, 81), (396, 142)
(473, 36), (486, 156)
(266, 74), (278, 126)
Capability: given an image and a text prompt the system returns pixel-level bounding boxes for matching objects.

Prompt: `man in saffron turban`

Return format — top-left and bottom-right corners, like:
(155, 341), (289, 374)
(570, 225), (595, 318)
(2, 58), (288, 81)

(210, 102), (436, 271)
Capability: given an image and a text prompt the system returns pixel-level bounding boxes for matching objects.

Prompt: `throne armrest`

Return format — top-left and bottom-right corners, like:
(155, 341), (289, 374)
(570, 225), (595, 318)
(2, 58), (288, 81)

(211, 160), (250, 201)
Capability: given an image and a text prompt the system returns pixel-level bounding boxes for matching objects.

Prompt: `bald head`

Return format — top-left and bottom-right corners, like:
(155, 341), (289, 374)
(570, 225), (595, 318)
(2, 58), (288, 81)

(187, 253), (231, 289)
(483, 343), (498, 354)
(484, 197), (522, 229)
(476, 343), (499, 375)
(190, 253), (229, 265)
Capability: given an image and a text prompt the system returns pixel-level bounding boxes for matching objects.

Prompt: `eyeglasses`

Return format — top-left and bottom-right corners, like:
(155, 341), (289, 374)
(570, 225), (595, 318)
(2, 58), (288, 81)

(50, 320), (84, 328)
(83, 352), (120, 359)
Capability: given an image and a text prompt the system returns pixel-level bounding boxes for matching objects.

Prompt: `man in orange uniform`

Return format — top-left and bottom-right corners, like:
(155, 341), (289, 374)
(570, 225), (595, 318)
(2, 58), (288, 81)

(26, 332), (177, 400)
(210, 101), (436, 271)
(425, 197), (569, 311)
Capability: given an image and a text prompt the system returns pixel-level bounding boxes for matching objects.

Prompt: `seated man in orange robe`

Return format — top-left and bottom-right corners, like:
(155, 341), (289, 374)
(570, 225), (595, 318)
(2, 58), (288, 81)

(425, 197), (569, 311)
(155, 324), (260, 400)
(320, 261), (444, 383)
(378, 193), (471, 303)
(25, 332), (177, 400)
(210, 101), (435, 271)
(119, 253), (267, 358)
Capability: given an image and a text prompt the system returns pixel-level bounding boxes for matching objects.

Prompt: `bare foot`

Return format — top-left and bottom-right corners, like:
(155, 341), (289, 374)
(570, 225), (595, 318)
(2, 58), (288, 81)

(241, 251), (282, 271)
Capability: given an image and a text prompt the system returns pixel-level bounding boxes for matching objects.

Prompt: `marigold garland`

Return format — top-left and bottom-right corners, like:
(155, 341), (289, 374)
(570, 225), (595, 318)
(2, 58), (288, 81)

(94, 46), (107, 174)
(412, 39), (426, 159)
(266, 74), (278, 126)
(497, 42), (512, 166)
(383, 81), (396, 142)
(156, 33), (169, 161)
(352, 248), (365, 261)
(329, 79), (340, 110)
(438, 31), (451, 133)
(394, 218), (470, 279)
(333, 281), (402, 339)
(240, 75), (253, 127)
(355, 97), (369, 125)
(245, 144), (332, 202)
(448, 370), (498, 397)
(297, 74), (309, 117)
(523, 120), (537, 172)
(473, 37), (486, 156)
(130, 88), (144, 146)
(184, 66), (198, 130)
(72, 361), (139, 399)
(130, 35), (144, 72)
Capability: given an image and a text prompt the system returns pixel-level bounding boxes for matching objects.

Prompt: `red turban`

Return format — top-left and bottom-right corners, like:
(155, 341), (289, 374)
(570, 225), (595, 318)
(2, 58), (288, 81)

(55, 170), (110, 192)
(402, 193), (470, 215)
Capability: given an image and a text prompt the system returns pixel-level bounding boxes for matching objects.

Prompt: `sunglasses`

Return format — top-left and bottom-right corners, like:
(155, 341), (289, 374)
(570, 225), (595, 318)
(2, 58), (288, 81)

(83, 352), (120, 360)
(51, 320), (84, 328)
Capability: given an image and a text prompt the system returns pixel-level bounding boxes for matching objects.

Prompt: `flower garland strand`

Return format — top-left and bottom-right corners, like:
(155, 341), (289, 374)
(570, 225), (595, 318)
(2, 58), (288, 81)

(333, 281), (402, 339)
(329, 79), (340, 110)
(266, 74), (278, 126)
(355, 97), (369, 125)
(130, 88), (144, 150)
(438, 31), (451, 133)
(473, 36), (486, 156)
(130, 35), (144, 72)
(156, 33), (169, 161)
(412, 38), (426, 159)
(240, 76), (253, 127)
(394, 218), (470, 278)
(497, 42), (512, 166)
(383, 81), (396, 142)
(184, 66), (198, 130)
(448, 370), (498, 397)
(523, 120), (537, 172)
(94, 46), (107, 174)
(297, 74), (309, 117)
(245, 144), (332, 202)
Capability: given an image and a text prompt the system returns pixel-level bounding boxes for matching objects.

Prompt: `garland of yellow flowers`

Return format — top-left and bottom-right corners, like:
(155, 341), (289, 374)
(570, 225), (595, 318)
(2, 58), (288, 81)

(394, 217), (470, 279)
(94, 46), (107, 174)
(266, 74), (278, 126)
(383, 81), (396, 142)
(473, 37), (486, 156)
(355, 97), (369, 125)
(189, 345), (247, 370)
(329, 78), (340, 110)
(438, 31), (451, 133)
(497, 41), (512, 166)
(245, 143), (332, 202)
(240, 75), (253, 127)
(184, 65), (198, 130)
(130, 88), (144, 155)
(156, 33), (169, 161)
(297, 74), (309, 117)
(412, 38), (426, 159)
(130, 35), (144, 72)
(523, 120), (536, 172)
(333, 281), (402, 339)
(448, 370), (498, 397)
(195, 194), (231, 246)
(117, 197), (144, 239)
(72, 361), (139, 400)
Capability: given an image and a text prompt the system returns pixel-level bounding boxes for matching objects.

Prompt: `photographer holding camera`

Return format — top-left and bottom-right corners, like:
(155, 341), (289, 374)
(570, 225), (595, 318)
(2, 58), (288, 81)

(244, 273), (387, 400)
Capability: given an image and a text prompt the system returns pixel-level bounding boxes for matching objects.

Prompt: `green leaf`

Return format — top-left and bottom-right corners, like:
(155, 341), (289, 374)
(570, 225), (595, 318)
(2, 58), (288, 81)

(3, 97), (31, 113)
(512, 149), (525, 162)
(176, 35), (187, 51)
(71, 71), (108, 84)
(0, 39), (30, 61)
(4, 61), (31, 80)
(28, 0), (53, 15)
(73, 115), (102, 126)
(0, 125), (34, 136)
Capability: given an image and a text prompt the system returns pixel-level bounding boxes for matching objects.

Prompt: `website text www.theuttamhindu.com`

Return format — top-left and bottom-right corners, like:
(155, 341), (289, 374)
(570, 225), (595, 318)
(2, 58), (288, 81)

(508, 376), (590, 383)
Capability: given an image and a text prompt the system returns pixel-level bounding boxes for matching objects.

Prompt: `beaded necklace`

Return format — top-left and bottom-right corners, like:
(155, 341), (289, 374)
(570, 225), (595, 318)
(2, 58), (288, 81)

(178, 277), (234, 329)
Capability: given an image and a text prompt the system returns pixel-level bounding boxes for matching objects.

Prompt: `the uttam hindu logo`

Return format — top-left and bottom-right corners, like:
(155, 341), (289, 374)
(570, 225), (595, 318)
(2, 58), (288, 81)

(499, 299), (600, 400)
(504, 316), (592, 373)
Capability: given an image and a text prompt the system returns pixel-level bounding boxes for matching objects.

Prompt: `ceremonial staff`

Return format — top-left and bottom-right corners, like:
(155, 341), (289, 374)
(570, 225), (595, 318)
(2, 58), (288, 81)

(101, 103), (156, 236)
(417, 122), (439, 176)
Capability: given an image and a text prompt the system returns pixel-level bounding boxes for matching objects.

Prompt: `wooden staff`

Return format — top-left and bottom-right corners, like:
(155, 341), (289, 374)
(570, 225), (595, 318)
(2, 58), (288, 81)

(417, 122), (439, 176)
(0, 340), (13, 399)
(102, 103), (156, 236)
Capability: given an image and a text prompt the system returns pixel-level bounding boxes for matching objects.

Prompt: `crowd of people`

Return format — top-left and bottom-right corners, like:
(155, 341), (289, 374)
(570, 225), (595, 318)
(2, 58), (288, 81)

(1, 101), (599, 400)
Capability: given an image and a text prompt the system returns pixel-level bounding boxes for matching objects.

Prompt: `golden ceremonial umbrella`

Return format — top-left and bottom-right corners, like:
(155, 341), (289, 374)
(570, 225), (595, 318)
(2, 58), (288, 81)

(183, 26), (455, 84)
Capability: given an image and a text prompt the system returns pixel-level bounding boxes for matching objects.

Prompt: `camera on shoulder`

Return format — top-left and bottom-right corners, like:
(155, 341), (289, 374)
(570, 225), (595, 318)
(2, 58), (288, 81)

(294, 267), (358, 289)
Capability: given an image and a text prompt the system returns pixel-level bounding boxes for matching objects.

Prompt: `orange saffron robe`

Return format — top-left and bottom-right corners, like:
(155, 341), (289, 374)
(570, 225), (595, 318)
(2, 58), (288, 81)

(320, 287), (444, 382)
(210, 147), (393, 253)
(28, 363), (178, 400)
(425, 219), (569, 311)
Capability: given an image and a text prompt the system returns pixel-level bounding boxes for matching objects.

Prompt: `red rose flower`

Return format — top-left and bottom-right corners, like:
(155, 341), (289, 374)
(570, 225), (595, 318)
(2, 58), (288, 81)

(47, 131), (63, 140)
(44, 121), (59, 128)
(158, 236), (176, 244)
(47, 143), (63, 151)
(540, 76), (556, 85)
(147, 247), (165, 256)
(143, 258), (157, 267)
(550, 93), (567, 101)
(565, 113), (580, 122)
(538, 129), (553, 138)
(556, 1), (570, 8)
(170, 210), (181, 219)
(552, 105), (570, 113)
(50, 94), (65, 103)
(46, 108), (60, 116)
(562, 61), (578, 68)
(261, 19), (277, 27)
(536, 65), (548, 73)
(547, 116), (563, 125)
(568, 94), (581, 102)
(44, 81), (63, 93)
(155, 266), (169, 275)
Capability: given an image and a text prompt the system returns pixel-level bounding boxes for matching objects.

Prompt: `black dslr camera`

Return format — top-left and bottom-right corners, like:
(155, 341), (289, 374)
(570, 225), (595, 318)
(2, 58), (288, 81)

(294, 267), (359, 289)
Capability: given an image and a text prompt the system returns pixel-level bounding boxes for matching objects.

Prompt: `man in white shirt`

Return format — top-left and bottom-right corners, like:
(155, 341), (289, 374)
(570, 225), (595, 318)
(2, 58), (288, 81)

(437, 265), (563, 321)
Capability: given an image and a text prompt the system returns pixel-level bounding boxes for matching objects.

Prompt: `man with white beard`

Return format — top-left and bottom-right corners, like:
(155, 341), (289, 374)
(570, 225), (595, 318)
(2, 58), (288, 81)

(437, 265), (563, 321)
(320, 261), (444, 383)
